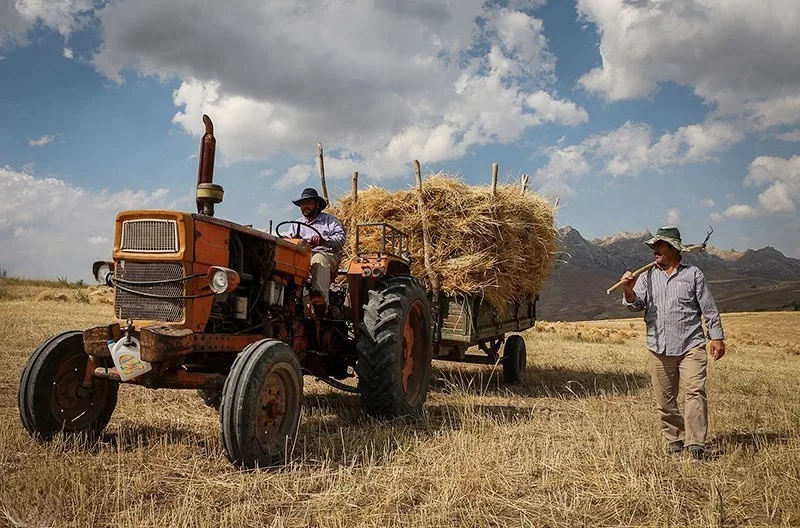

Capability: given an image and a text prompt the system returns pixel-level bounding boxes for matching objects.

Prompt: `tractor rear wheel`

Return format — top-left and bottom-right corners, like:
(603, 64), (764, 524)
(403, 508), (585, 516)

(219, 339), (302, 469)
(502, 334), (527, 384)
(356, 275), (432, 419)
(18, 331), (118, 443)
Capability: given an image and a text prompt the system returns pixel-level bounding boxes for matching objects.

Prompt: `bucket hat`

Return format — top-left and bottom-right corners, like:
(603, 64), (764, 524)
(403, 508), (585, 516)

(644, 225), (688, 252)
(292, 188), (327, 211)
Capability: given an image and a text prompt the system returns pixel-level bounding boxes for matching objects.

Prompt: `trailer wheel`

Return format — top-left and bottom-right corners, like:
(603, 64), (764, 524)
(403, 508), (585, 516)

(357, 275), (432, 419)
(219, 339), (302, 469)
(502, 334), (527, 384)
(18, 331), (118, 442)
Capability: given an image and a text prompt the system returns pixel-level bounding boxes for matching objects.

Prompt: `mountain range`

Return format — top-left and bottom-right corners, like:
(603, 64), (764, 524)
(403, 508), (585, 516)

(537, 227), (800, 321)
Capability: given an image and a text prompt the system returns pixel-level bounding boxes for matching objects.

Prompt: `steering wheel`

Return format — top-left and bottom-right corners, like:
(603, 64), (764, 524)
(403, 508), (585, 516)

(275, 220), (324, 240)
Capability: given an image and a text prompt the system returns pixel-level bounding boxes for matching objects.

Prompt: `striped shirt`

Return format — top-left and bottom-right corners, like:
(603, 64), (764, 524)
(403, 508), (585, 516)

(293, 212), (346, 257)
(623, 262), (724, 356)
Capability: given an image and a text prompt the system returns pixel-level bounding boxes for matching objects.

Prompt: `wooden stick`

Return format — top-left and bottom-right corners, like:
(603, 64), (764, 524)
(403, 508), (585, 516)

(414, 160), (439, 293)
(521, 174), (528, 194)
(351, 171), (358, 205)
(554, 197), (560, 208)
(606, 243), (706, 294)
(491, 163), (498, 197)
(317, 143), (329, 203)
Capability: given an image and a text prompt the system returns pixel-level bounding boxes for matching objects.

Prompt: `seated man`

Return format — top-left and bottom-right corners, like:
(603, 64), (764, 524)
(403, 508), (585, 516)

(291, 188), (346, 313)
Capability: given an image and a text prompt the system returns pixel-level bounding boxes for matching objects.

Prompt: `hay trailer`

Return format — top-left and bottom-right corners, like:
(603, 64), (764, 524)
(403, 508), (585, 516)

(17, 115), (534, 470)
(352, 222), (535, 385)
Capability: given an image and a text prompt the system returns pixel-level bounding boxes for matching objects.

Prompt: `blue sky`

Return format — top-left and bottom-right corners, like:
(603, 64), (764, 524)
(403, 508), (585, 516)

(1, 0), (799, 281)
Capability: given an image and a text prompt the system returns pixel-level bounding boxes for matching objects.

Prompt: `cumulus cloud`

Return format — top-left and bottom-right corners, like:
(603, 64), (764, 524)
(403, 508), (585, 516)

(0, 0), (93, 45)
(775, 130), (800, 143)
(576, 0), (800, 131)
(533, 118), (743, 194)
(62, 47), (73, 59)
(721, 204), (760, 219)
(700, 198), (715, 208)
(0, 165), (175, 280)
(664, 208), (681, 225)
(92, 0), (585, 178)
(745, 155), (800, 215)
(28, 134), (54, 147)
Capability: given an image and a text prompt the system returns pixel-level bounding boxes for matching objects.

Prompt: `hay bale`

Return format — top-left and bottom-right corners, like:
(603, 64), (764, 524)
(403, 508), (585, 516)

(328, 173), (557, 313)
(35, 290), (72, 302)
(87, 286), (114, 305)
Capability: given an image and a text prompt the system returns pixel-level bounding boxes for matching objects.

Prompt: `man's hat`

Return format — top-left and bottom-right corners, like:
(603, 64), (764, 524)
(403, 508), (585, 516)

(644, 225), (688, 252)
(292, 187), (327, 211)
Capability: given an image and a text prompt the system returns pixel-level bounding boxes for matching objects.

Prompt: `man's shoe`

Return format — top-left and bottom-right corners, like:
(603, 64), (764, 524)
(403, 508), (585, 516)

(667, 441), (684, 455)
(688, 444), (706, 460)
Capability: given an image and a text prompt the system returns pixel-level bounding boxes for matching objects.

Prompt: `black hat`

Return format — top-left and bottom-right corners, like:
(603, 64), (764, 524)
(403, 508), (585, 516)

(292, 187), (327, 211)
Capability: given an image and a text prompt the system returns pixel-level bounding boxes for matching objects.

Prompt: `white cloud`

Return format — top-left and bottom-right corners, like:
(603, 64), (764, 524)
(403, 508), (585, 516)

(533, 118), (743, 192)
(275, 164), (313, 190)
(700, 198), (715, 208)
(775, 130), (800, 143)
(744, 155), (800, 215)
(1, 165), (174, 280)
(258, 169), (274, 179)
(664, 208), (681, 226)
(28, 134), (54, 147)
(87, 236), (109, 245)
(92, 1), (585, 178)
(577, 0), (800, 131)
(0, 0), (93, 45)
(62, 47), (73, 59)
(709, 212), (725, 223)
(722, 204), (760, 219)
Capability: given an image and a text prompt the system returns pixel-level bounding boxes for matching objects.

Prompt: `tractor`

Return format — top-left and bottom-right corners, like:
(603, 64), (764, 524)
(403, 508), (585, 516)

(18, 115), (536, 469)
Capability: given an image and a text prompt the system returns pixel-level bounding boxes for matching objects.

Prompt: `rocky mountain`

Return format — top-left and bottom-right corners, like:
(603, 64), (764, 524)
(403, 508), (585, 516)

(537, 226), (800, 321)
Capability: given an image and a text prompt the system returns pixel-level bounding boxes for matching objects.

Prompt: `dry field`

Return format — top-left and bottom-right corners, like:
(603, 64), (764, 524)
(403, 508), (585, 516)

(1, 281), (799, 527)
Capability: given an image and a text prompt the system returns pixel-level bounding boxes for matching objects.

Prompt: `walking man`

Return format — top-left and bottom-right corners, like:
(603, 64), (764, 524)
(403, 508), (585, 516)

(620, 226), (725, 459)
(291, 188), (346, 314)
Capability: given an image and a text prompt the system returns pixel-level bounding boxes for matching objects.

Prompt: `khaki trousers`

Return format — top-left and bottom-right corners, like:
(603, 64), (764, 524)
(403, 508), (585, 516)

(310, 252), (340, 303)
(648, 346), (708, 446)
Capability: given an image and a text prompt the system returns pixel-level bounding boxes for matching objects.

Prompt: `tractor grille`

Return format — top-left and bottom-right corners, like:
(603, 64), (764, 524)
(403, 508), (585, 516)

(115, 261), (185, 322)
(121, 219), (179, 253)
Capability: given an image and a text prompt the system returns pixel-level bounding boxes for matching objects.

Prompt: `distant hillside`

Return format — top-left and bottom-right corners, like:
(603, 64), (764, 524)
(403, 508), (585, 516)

(538, 227), (800, 321)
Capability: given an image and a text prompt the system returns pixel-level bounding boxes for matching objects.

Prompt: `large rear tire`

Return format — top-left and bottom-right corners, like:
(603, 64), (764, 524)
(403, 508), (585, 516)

(18, 331), (118, 442)
(219, 339), (302, 469)
(502, 334), (527, 384)
(356, 275), (432, 419)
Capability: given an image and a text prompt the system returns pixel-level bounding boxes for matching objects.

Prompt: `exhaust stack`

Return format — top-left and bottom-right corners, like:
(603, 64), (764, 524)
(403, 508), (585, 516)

(196, 114), (223, 216)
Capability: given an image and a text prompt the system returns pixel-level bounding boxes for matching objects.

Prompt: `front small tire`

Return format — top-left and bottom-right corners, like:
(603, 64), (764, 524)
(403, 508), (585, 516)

(502, 335), (527, 384)
(18, 331), (118, 442)
(219, 339), (302, 469)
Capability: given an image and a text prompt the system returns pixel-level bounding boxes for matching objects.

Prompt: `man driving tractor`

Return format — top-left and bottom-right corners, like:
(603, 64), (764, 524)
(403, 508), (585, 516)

(291, 187), (346, 314)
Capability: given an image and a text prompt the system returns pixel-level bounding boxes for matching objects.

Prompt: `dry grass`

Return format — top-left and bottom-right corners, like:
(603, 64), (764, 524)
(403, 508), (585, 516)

(328, 174), (558, 315)
(1, 282), (799, 527)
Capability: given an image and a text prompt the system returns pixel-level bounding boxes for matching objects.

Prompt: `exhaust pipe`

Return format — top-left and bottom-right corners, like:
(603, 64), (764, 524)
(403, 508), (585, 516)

(196, 114), (224, 216)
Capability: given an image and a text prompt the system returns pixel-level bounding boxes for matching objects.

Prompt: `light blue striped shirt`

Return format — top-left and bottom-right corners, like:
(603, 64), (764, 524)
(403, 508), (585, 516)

(623, 262), (724, 356)
(293, 212), (346, 257)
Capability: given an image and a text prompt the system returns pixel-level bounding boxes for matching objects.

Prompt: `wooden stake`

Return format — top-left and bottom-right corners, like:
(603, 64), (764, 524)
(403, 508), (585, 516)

(414, 160), (439, 294)
(521, 174), (529, 195)
(491, 163), (498, 197)
(351, 171), (358, 205)
(317, 143), (329, 203)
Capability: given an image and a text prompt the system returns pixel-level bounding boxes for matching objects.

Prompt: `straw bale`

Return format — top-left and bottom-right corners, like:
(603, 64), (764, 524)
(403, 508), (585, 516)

(35, 290), (72, 302)
(328, 173), (557, 314)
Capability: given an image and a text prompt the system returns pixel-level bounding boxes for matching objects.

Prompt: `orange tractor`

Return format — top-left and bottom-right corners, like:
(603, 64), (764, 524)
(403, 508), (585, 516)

(18, 116), (536, 468)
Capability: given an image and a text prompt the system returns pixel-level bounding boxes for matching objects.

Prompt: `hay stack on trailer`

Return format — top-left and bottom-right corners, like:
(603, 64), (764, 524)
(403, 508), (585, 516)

(329, 173), (558, 314)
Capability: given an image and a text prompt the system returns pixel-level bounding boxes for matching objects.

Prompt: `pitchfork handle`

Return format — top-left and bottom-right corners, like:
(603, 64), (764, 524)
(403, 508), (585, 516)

(605, 243), (706, 295)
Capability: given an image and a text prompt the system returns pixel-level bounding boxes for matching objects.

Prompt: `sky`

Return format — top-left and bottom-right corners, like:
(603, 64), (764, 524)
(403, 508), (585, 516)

(1, 0), (799, 281)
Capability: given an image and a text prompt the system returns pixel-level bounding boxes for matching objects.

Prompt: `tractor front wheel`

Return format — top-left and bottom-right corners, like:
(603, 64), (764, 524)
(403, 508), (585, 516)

(357, 275), (432, 419)
(18, 331), (118, 443)
(219, 339), (302, 469)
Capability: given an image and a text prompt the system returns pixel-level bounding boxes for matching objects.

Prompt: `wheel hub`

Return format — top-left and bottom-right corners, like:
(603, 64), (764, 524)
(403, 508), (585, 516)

(256, 372), (289, 445)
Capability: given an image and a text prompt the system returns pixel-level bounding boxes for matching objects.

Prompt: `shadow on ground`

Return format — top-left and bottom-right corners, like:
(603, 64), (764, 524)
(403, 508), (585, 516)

(430, 363), (651, 399)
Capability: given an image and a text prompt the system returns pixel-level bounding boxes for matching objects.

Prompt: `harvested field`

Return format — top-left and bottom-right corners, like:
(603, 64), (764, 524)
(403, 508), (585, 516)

(329, 175), (558, 314)
(1, 280), (799, 527)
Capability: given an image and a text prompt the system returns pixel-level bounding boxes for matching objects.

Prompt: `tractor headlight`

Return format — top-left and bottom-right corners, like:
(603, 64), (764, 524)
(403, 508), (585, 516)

(207, 266), (240, 294)
(92, 261), (114, 286)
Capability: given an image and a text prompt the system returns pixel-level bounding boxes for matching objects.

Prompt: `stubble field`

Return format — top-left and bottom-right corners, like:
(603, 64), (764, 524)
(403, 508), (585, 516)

(1, 280), (799, 527)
